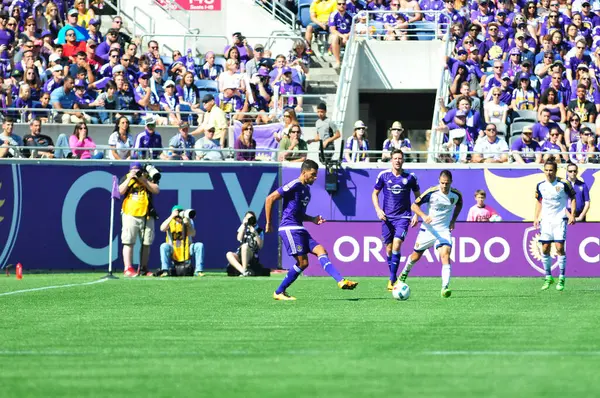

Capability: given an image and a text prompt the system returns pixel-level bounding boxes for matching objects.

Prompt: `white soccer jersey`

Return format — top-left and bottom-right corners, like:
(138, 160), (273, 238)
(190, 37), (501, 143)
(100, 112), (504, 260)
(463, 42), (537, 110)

(535, 178), (575, 220)
(414, 186), (463, 230)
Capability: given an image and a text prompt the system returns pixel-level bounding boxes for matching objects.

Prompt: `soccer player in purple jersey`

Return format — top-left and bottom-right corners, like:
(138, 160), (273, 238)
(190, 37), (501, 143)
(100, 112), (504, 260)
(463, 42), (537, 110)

(265, 159), (358, 300)
(372, 149), (421, 291)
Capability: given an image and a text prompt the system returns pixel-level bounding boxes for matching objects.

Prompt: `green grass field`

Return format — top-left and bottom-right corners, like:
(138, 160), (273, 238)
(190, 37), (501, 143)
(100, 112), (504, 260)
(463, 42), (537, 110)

(1, 273), (599, 398)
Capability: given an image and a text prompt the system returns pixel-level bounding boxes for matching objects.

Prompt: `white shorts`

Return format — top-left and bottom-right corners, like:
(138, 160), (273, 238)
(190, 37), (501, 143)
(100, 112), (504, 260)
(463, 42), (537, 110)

(413, 226), (451, 252)
(539, 218), (567, 243)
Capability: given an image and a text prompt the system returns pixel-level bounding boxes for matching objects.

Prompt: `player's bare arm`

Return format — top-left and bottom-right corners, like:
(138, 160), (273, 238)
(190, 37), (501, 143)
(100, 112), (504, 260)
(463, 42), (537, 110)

(264, 190), (282, 233)
(410, 190), (421, 227)
(568, 198), (576, 225)
(411, 202), (431, 224)
(533, 200), (542, 229)
(449, 197), (463, 231)
(303, 214), (325, 225)
(371, 189), (386, 221)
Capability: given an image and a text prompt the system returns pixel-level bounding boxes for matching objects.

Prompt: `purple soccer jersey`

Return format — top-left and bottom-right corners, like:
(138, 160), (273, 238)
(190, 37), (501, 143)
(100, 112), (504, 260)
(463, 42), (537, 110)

(277, 179), (311, 228)
(374, 170), (420, 220)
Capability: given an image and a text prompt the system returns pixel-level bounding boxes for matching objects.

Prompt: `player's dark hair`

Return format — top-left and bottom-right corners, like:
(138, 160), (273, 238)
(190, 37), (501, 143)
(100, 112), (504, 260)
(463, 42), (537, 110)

(566, 162), (578, 171)
(544, 158), (558, 171)
(440, 169), (453, 181)
(301, 159), (319, 172)
(391, 149), (404, 158)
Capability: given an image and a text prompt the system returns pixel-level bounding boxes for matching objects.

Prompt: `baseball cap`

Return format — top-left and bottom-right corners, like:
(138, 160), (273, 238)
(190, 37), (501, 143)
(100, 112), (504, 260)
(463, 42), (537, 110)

(224, 81), (238, 90)
(501, 72), (511, 80)
(522, 126), (533, 133)
(552, 59), (564, 67)
(391, 121), (403, 130)
(89, 18), (100, 26)
(457, 47), (467, 55)
(449, 129), (466, 140)
(577, 63), (589, 70)
(521, 59), (532, 67)
(11, 70), (22, 78)
(202, 93), (215, 103)
(282, 66), (292, 74)
(257, 67), (269, 77)
(152, 64), (164, 72)
(519, 72), (530, 80)
(171, 205), (184, 213)
(68, 8), (78, 16)
(468, 46), (479, 54)
(41, 30), (52, 38)
(137, 72), (150, 80)
(107, 28), (119, 36)
(254, 43), (264, 51)
(496, 10), (507, 16)
(509, 47), (521, 55)
(144, 115), (157, 125)
(455, 110), (467, 117)
(353, 120), (367, 129)
(112, 64), (126, 74)
(582, 0), (590, 5)
(233, 32), (243, 38)
(515, 32), (525, 39)
(74, 79), (86, 88)
(317, 102), (327, 111)
(49, 53), (61, 63)
(130, 162), (142, 170)
(163, 79), (176, 88)
(179, 121), (190, 129)
(51, 64), (63, 72)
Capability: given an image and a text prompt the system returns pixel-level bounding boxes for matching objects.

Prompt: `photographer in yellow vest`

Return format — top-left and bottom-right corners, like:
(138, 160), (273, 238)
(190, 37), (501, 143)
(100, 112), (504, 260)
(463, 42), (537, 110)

(159, 205), (205, 276)
(119, 162), (160, 277)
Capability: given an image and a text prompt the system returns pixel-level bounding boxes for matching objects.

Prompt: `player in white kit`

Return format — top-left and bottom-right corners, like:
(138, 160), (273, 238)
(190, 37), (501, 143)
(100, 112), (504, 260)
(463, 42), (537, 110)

(398, 170), (463, 298)
(533, 159), (576, 291)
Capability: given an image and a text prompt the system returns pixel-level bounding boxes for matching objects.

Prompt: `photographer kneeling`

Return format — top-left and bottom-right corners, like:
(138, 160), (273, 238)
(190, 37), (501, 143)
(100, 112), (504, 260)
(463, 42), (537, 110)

(226, 211), (267, 276)
(119, 162), (160, 277)
(159, 205), (205, 276)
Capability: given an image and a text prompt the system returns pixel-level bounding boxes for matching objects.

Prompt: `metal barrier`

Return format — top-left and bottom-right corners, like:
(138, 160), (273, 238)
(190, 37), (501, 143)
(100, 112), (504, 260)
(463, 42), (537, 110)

(153, 0), (198, 35)
(133, 6), (155, 37)
(253, 0), (297, 30)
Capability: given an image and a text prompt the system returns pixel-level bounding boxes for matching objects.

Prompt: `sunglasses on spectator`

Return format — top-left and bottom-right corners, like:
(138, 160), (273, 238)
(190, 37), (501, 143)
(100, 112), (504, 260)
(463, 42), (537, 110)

(291, 129), (301, 133)
(494, 66), (502, 69)
(571, 118), (580, 122)
(549, 14), (558, 18)
(522, 132), (533, 135)
(550, 2), (559, 6)
(122, 58), (131, 61)
(486, 128), (497, 131)
(582, 132), (593, 136)
(489, 27), (498, 31)
(544, 54), (553, 58)
(66, 33), (75, 37)
(78, 126), (88, 130)
(567, 170), (578, 173)
(550, 133), (560, 136)
(577, 46), (585, 50)
(492, 93), (500, 96)
(284, 113), (291, 117)
(391, 128), (403, 131)
(244, 127), (253, 131)
(464, 40), (472, 44)
(150, 46), (158, 50)
(110, 54), (119, 58)
(581, 77), (590, 80)
(7, 22), (15, 26)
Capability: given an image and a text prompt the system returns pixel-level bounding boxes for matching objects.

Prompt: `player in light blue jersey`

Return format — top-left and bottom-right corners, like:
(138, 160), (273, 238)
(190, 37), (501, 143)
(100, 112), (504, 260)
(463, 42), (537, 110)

(372, 149), (421, 291)
(398, 170), (463, 298)
(534, 159), (576, 291)
(265, 159), (358, 300)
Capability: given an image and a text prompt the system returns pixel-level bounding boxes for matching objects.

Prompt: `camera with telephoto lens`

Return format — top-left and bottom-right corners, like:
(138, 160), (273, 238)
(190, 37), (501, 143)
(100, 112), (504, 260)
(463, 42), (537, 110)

(136, 164), (161, 183)
(177, 209), (196, 219)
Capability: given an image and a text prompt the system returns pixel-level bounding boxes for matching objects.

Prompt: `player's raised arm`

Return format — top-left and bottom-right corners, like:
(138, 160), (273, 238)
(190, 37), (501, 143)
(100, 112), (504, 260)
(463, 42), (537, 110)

(264, 190), (282, 233)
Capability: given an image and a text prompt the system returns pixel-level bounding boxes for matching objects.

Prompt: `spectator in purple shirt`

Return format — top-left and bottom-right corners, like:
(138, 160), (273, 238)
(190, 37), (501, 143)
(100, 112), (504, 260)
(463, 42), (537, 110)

(471, 0), (495, 31)
(565, 163), (591, 221)
(159, 79), (181, 126)
(480, 22), (509, 63)
(216, 82), (244, 121)
(224, 32), (253, 66)
(540, 126), (569, 162)
(565, 39), (592, 82)
(533, 108), (560, 141)
(511, 126), (542, 163)
(329, 1), (352, 68)
(274, 66), (304, 112)
(235, 121), (257, 161)
(134, 115), (166, 160)
(201, 51), (224, 81)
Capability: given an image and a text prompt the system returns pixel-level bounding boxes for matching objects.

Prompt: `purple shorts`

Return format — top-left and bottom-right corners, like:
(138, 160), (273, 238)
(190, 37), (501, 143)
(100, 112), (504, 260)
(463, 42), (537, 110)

(279, 227), (319, 256)
(382, 218), (411, 244)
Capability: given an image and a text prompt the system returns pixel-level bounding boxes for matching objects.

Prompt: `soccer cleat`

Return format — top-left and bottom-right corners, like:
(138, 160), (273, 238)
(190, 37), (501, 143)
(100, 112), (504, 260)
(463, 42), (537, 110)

(123, 267), (138, 278)
(556, 276), (565, 291)
(386, 280), (395, 291)
(273, 291), (296, 301)
(398, 272), (408, 283)
(195, 272), (205, 277)
(441, 286), (452, 298)
(338, 279), (358, 290)
(541, 276), (555, 290)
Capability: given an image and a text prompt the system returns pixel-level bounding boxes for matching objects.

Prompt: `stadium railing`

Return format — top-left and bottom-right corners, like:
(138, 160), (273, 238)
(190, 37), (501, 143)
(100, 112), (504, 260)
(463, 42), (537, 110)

(253, 0), (297, 30)
(153, 0), (199, 35)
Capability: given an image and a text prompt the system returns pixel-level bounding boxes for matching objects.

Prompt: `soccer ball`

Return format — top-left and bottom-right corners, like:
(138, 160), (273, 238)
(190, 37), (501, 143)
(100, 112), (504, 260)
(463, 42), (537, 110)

(489, 214), (503, 222)
(392, 282), (411, 301)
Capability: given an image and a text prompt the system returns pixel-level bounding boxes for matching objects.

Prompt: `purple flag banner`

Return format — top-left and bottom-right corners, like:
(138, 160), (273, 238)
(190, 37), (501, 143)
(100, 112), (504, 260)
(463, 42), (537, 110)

(295, 222), (600, 277)
(111, 175), (120, 200)
(233, 121), (282, 160)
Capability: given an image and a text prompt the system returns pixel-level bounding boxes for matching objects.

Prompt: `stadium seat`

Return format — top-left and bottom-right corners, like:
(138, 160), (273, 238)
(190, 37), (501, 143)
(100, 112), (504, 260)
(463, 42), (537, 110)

(583, 122), (595, 131)
(195, 80), (219, 92)
(161, 55), (173, 67)
(215, 56), (226, 68)
(493, 123), (507, 136)
(508, 135), (521, 147)
(298, 0), (312, 28)
(511, 109), (538, 123)
(510, 121), (534, 137)
(557, 122), (567, 132)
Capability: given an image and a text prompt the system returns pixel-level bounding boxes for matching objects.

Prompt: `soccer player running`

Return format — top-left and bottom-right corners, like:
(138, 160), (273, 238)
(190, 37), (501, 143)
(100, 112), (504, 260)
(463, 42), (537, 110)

(371, 149), (420, 291)
(398, 170), (462, 298)
(533, 159), (576, 291)
(265, 159), (358, 300)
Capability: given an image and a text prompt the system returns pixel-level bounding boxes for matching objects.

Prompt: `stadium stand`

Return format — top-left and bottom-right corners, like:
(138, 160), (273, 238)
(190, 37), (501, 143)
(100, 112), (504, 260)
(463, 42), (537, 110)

(1, 0), (599, 163)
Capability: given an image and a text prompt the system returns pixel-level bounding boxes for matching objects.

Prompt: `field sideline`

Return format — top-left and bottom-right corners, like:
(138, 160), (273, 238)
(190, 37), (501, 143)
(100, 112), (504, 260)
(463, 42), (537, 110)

(1, 273), (599, 398)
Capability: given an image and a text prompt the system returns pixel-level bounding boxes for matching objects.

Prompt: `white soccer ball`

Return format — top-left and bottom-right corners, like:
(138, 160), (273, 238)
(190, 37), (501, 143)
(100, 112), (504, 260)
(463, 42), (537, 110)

(489, 214), (503, 222)
(392, 282), (411, 301)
